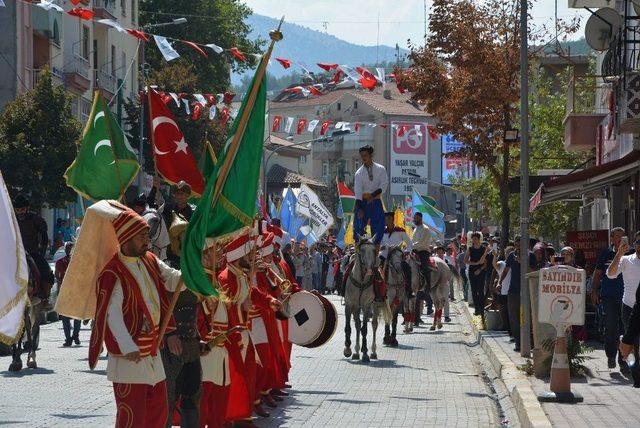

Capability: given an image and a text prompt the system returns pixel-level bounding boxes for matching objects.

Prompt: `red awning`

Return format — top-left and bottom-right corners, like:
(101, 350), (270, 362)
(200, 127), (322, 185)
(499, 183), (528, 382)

(530, 150), (640, 211)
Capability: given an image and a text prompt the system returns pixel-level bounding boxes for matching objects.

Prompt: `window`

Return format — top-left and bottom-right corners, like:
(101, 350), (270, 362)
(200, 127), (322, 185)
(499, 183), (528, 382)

(92, 39), (98, 70)
(337, 102), (341, 111)
(81, 98), (91, 122)
(52, 19), (60, 46)
(131, 0), (136, 25)
(81, 26), (90, 60)
(111, 45), (116, 76)
(121, 52), (126, 80)
(322, 161), (330, 178)
(121, 0), (126, 15)
(70, 96), (79, 118)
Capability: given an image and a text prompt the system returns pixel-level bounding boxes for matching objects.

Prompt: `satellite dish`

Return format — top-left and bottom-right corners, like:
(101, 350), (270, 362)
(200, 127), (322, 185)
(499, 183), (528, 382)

(585, 7), (622, 51)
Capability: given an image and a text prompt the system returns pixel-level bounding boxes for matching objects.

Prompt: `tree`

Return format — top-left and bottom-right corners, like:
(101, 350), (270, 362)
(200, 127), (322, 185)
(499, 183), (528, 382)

(0, 70), (80, 208)
(404, 0), (577, 245)
(450, 65), (590, 242)
(140, 0), (263, 91)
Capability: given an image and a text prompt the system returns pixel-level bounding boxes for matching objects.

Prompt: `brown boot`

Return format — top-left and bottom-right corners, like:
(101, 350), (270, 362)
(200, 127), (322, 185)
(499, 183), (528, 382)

(253, 403), (270, 418)
(262, 393), (278, 408)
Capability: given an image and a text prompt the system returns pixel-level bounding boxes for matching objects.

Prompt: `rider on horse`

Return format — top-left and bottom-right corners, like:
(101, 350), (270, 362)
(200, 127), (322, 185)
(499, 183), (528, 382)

(13, 194), (54, 304)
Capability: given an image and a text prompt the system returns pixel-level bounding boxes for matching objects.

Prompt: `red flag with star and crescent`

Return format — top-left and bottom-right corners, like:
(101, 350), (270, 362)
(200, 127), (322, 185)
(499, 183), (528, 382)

(147, 88), (205, 195)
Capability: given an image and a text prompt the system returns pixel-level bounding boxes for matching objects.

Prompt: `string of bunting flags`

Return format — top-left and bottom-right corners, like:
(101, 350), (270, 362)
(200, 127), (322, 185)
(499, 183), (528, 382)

(271, 115), (439, 139)
(7, 0), (409, 94)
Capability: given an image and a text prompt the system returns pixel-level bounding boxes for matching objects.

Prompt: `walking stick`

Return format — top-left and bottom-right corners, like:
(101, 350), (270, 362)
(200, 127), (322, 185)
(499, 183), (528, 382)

(157, 279), (184, 350)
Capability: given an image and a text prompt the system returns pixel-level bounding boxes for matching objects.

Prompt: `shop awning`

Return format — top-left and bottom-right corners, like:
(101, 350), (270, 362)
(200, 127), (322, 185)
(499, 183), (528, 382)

(529, 150), (640, 211)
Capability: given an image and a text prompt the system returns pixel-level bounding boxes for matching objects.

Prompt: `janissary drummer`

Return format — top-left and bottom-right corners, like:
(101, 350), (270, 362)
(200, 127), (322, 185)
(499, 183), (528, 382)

(56, 200), (183, 428)
(201, 232), (280, 427)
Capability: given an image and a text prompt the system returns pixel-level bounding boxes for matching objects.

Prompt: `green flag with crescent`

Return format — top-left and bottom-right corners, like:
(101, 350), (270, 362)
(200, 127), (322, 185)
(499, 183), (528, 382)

(65, 91), (139, 201)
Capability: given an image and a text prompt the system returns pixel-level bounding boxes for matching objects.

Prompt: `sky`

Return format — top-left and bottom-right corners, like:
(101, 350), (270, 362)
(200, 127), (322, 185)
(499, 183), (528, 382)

(243, 0), (592, 48)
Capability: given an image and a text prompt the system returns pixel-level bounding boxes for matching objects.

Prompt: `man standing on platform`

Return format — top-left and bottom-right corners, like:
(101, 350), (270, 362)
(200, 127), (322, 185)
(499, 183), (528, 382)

(353, 145), (388, 245)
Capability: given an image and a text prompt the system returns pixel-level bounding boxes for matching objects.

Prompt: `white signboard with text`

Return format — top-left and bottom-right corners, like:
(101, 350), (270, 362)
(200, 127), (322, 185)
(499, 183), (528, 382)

(538, 266), (586, 326)
(389, 121), (429, 196)
(295, 184), (334, 238)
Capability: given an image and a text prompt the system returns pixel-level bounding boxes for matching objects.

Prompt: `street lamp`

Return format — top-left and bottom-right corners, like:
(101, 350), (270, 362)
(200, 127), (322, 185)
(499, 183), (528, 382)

(137, 17), (188, 189)
(263, 129), (353, 198)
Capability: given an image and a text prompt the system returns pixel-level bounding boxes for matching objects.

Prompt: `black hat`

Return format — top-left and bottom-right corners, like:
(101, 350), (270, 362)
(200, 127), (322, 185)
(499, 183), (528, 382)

(13, 194), (29, 208)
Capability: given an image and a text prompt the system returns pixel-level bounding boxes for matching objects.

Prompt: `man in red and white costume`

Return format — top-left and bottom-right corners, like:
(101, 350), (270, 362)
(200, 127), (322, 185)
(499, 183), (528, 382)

(56, 200), (183, 428)
(268, 225), (302, 392)
(203, 232), (280, 427)
(252, 232), (288, 414)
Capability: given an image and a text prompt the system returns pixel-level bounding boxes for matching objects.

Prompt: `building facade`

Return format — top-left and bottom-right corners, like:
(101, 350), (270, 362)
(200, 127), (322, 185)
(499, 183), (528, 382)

(532, 1), (640, 234)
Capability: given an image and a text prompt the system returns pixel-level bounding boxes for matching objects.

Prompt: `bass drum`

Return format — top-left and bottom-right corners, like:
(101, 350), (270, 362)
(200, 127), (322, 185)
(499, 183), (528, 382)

(284, 291), (337, 348)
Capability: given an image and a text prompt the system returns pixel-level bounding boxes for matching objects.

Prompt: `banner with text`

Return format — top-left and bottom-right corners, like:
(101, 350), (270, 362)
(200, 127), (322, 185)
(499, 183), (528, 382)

(295, 184), (334, 238)
(441, 133), (465, 185)
(390, 121), (429, 196)
(566, 230), (609, 266)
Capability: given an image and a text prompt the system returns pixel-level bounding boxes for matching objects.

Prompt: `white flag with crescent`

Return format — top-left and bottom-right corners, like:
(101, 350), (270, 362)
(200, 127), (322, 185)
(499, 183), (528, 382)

(0, 171), (29, 345)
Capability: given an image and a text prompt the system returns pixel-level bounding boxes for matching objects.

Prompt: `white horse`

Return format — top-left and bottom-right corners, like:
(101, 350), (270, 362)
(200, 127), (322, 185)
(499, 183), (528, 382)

(343, 238), (383, 362)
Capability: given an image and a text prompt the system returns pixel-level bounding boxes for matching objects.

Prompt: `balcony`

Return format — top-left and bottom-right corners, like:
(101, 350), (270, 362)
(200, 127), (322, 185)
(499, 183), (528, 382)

(32, 68), (63, 89)
(94, 70), (117, 99)
(93, 0), (117, 20)
(64, 55), (91, 93)
(563, 73), (608, 152)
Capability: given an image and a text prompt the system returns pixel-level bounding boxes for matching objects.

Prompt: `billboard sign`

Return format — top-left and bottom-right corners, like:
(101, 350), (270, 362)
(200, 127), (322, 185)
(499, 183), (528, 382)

(389, 121), (429, 196)
(565, 230), (609, 266)
(441, 134), (465, 185)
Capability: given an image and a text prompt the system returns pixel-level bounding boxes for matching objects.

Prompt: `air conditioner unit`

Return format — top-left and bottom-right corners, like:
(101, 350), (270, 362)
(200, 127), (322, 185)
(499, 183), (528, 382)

(618, 72), (640, 133)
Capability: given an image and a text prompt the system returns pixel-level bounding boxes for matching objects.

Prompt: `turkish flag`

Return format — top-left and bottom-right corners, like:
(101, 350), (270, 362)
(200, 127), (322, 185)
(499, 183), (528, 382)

(332, 70), (343, 84)
(356, 67), (378, 91)
(276, 57), (291, 69)
(317, 63), (338, 71)
(297, 119), (307, 135)
(355, 122), (361, 132)
(126, 29), (149, 42)
(272, 116), (281, 132)
(308, 86), (322, 96)
(320, 121), (331, 136)
(68, 7), (94, 20)
(183, 40), (208, 57)
(229, 47), (246, 62)
(147, 89), (205, 195)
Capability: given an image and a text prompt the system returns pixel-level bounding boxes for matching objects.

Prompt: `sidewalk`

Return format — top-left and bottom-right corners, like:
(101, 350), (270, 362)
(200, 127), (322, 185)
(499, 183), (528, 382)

(461, 300), (640, 427)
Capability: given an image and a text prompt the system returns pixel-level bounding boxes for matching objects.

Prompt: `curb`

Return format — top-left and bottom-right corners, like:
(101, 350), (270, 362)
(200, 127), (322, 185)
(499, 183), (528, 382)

(460, 302), (552, 428)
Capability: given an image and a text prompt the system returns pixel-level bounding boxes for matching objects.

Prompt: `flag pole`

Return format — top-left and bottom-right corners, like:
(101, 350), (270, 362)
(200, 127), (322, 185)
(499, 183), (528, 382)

(210, 17), (284, 206)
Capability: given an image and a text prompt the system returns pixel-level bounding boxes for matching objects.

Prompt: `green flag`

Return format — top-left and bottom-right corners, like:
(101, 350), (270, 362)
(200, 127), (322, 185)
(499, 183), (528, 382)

(180, 56), (268, 297)
(64, 91), (139, 201)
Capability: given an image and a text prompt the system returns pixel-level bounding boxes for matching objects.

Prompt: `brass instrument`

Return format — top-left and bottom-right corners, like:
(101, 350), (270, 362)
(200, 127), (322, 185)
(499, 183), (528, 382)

(267, 266), (292, 293)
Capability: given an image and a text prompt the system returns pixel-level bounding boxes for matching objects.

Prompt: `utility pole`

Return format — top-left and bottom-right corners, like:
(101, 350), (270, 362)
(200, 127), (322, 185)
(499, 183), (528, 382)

(519, 0), (531, 358)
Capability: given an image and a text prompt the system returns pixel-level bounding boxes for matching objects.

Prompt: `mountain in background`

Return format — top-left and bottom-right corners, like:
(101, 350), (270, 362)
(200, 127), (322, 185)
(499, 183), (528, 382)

(232, 14), (408, 85)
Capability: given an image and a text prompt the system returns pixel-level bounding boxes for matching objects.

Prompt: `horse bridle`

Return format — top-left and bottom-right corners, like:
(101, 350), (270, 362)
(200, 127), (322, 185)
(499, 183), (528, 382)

(350, 241), (377, 290)
(386, 247), (404, 285)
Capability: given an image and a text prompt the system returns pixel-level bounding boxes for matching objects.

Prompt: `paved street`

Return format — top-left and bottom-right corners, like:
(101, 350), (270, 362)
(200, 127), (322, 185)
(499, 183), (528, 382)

(1, 296), (515, 427)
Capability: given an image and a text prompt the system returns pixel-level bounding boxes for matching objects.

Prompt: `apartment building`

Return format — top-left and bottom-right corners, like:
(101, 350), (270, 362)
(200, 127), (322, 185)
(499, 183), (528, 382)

(0, 0), (140, 122)
(531, 1), (640, 233)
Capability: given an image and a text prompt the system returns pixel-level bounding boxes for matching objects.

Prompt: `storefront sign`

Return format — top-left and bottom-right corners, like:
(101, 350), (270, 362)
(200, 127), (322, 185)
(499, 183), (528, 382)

(389, 121), (429, 196)
(538, 266), (586, 326)
(566, 230), (609, 266)
(441, 134), (465, 185)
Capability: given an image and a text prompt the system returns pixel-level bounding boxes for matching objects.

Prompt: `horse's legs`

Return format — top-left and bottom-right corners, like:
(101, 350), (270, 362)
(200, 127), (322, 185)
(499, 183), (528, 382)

(344, 306), (352, 358)
(392, 310), (398, 338)
(371, 313), (378, 359)
(361, 311), (370, 363)
(352, 310), (361, 360)
(24, 308), (37, 368)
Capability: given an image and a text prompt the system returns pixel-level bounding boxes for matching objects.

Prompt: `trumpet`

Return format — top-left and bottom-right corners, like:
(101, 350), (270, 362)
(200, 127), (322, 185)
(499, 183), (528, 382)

(268, 267), (292, 293)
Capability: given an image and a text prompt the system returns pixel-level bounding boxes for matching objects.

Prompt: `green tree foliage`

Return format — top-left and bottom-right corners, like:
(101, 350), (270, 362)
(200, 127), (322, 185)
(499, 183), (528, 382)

(0, 70), (80, 208)
(139, 0), (263, 90)
(452, 66), (590, 242)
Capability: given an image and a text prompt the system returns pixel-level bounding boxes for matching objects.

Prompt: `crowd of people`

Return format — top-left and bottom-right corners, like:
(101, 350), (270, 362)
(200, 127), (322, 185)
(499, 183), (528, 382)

(450, 227), (640, 388)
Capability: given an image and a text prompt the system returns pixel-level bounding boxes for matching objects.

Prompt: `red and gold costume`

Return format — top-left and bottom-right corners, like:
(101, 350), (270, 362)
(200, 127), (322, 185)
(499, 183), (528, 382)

(86, 204), (181, 428)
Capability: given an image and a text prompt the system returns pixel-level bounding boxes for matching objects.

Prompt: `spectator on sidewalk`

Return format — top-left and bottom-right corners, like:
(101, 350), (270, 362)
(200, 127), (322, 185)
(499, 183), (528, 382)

(55, 242), (81, 347)
(293, 243), (305, 285)
(592, 227), (627, 369)
(457, 244), (468, 301)
(499, 236), (536, 352)
(465, 232), (488, 316)
(311, 245), (323, 292)
(607, 231), (640, 380)
(495, 246), (514, 334)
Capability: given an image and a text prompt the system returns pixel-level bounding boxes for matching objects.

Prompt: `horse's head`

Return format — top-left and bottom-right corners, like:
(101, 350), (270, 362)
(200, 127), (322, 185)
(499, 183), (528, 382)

(408, 252), (424, 292)
(388, 245), (404, 270)
(356, 236), (378, 279)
